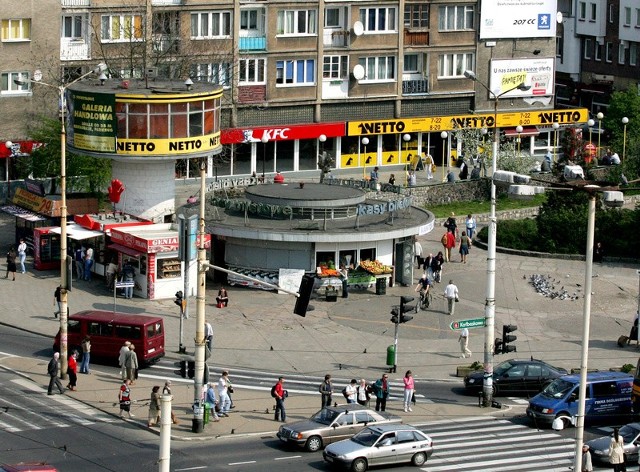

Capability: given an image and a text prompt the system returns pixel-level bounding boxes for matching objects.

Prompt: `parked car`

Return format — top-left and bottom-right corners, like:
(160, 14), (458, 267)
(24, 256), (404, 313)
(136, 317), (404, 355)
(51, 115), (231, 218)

(277, 405), (401, 452)
(1, 465), (58, 472)
(585, 422), (640, 464)
(323, 424), (433, 472)
(464, 359), (567, 396)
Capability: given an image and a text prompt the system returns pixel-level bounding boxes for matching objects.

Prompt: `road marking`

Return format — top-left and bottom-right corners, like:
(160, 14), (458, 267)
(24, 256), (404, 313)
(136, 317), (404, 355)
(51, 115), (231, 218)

(274, 456), (301, 460)
(228, 461), (256, 465)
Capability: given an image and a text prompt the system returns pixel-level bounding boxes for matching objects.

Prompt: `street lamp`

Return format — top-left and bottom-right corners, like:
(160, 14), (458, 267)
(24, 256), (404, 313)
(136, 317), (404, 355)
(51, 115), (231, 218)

(402, 133), (411, 186)
(463, 69), (531, 407)
(440, 131), (448, 182)
(261, 135), (269, 182)
(622, 117), (629, 163)
(4, 141), (13, 202)
(515, 125), (523, 157)
(552, 122), (560, 163)
(596, 112), (604, 158)
(361, 137), (369, 179)
(15, 62), (107, 379)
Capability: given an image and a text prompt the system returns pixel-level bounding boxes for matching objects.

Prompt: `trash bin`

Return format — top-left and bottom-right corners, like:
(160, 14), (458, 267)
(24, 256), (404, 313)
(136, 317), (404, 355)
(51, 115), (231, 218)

(386, 345), (396, 366)
(203, 403), (211, 425)
(326, 285), (338, 302)
(375, 277), (386, 295)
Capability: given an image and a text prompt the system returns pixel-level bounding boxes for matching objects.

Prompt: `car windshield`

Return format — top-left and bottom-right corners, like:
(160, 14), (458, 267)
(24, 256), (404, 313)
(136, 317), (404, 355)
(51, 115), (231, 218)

(620, 424), (640, 443)
(494, 361), (515, 376)
(311, 408), (340, 425)
(351, 428), (382, 447)
(541, 378), (573, 398)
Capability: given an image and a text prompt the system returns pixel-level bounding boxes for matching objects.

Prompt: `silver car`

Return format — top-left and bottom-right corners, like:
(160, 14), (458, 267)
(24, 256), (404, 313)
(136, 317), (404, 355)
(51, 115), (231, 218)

(585, 422), (640, 464)
(323, 424), (434, 472)
(277, 405), (401, 452)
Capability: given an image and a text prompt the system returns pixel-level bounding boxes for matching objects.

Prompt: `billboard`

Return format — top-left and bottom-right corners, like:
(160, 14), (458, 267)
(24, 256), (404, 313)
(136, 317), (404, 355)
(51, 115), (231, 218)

(490, 58), (555, 98)
(480, 0), (557, 39)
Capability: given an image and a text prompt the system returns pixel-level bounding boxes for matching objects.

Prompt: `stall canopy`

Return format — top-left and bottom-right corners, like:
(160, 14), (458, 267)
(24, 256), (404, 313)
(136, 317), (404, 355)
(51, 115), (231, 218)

(108, 243), (143, 258)
(50, 223), (103, 240)
(1, 205), (47, 222)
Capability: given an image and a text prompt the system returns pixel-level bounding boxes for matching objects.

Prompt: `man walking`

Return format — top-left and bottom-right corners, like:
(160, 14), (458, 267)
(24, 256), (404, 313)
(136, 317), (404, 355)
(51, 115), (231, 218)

(205, 320), (214, 351)
(273, 376), (286, 422)
(444, 279), (459, 316)
(119, 341), (131, 380)
(122, 260), (135, 299)
(459, 327), (472, 358)
(217, 371), (231, 417)
(47, 352), (65, 395)
(84, 245), (94, 281)
(53, 285), (62, 319)
(414, 240), (423, 268)
(465, 214), (477, 240)
(373, 374), (390, 411)
(74, 245), (84, 281)
(319, 374), (333, 408)
(17, 238), (27, 273)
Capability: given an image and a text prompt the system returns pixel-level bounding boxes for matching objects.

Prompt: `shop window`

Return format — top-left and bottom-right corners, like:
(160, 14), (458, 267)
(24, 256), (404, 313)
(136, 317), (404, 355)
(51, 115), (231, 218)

(158, 258), (181, 279)
(299, 138), (320, 171)
(316, 251), (337, 268)
(233, 142), (252, 175)
(115, 325), (142, 340)
(360, 248), (376, 262)
(170, 102), (188, 138)
(276, 140), (294, 171)
(339, 250), (356, 269)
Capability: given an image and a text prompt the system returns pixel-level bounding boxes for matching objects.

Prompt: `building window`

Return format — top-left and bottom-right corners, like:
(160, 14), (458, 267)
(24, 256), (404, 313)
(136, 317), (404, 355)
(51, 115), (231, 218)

(358, 56), (396, 81)
(190, 11), (231, 38)
(1, 71), (30, 95)
(630, 43), (637, 66)
(438, 52), (474, 78)
(578, 2), (586, 20)
(583, 38), (592, 59)
(404, 54), (419, 73)
(404, 4), (429, 28)
(323, 55), (348, 79)
(594, 42), (601, 60)
(608, 3), (614, 23)
(636, 8), (640, 27)
(240, 9), (263, 34)
(101, 14), (143, 42)
(276, 59), (315, 85)
(624, 7), (632, 26)
(619, 43), (626, 64)
(556, 36), (563, 59)
(62, 15), (84, 39)
(325, 7), (343, 28)
(359, 7), (397, 33)
(276, 10), (317, 35)
(589, 3), (597, 21)
(238, 58), (266, 84)
(1, 18), (31, 41)
(438, 5), (474, 31)
(605, 41), (613, 62)
(191, 63), (231, 88)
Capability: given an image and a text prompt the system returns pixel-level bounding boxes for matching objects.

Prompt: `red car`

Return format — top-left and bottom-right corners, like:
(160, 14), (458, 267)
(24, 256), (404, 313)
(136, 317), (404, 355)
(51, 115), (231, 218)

(1, 465), (58, 472)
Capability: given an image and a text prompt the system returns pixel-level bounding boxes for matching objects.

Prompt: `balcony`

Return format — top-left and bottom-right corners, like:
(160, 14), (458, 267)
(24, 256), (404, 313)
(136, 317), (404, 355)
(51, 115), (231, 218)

(61, 0), (90, 6)
(323, 29), (349, 48)
(239, 36), (266, 51)
(404, 29), (429, 46)
(60, 38), (90, 61)
(153, 36), (180, 54)
(402, 79), (429, 95)
(151, 0), (183, 5)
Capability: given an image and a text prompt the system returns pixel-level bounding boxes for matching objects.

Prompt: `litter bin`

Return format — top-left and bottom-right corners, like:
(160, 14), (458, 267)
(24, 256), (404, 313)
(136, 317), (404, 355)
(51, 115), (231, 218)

(386, 345), (396, 366)
(326, 285), (338, 302)
(203, 403), (211, 425)
(375, 277), (386, 295)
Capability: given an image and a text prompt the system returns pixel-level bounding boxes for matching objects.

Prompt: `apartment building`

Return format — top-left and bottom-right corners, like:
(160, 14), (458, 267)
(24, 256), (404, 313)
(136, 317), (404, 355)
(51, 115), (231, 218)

(1, 0), (556, 182)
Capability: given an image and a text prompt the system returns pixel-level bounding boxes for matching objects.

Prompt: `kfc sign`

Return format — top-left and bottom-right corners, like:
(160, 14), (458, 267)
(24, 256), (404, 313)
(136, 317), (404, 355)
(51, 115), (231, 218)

(221, 122), (345, 144)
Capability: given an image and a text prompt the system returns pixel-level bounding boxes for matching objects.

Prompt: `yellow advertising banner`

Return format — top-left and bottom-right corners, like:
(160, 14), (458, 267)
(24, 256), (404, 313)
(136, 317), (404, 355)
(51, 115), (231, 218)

(12, 188), (59, 216)
(116, 132), (221, 156)
(347, 108), (589, 136)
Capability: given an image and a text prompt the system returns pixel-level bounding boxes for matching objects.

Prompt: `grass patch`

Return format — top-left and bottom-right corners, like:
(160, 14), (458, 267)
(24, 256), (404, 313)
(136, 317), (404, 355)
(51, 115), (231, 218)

(426, 194), (547, 218)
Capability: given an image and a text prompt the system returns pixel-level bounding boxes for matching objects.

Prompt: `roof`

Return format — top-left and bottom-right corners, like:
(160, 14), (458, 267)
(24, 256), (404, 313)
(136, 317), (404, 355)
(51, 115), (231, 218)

(367, 424), (418, 433)
(70, 310), (162, 325)
(560, 371), (632, 383)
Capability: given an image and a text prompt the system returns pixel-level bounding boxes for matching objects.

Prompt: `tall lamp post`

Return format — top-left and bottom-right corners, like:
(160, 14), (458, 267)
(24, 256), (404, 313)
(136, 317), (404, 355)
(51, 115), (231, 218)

(261, 135), (269, 181)
(515, 125), (523, 158)
(361, 137), (369, 179)
(596, 112), (604, 158)
(16, 63), (107, 379)
(4, 141), (13, 202)
(440, 131), (448, 182)
(587, 119), (595, 163)
(552, 122), (560, 164)
(463, 69), (530, 407)
(622, 117), (629, 163)
(402, 133), (411, 186)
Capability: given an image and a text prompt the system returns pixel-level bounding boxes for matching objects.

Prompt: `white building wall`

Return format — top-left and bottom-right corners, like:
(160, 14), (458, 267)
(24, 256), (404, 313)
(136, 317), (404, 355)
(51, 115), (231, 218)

(575, 0), (606, 38)
(619, 0), (640, 43)
(557, 15), (582, 79)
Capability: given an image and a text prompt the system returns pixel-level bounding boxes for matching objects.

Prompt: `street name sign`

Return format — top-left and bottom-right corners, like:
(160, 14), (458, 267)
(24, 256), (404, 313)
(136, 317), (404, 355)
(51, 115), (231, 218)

(450, 318), (486, 330)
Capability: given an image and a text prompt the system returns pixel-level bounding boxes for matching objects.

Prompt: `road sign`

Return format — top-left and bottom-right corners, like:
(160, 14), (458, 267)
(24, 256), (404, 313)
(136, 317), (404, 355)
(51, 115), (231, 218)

(115, 281), (134, 288)
(450, 318), (486, 330)
(347, 108), (589, 136)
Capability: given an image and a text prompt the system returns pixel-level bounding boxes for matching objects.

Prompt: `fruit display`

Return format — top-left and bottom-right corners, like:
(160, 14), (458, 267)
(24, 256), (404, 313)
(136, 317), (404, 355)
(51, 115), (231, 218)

(358, 259), (393, 275)
(318, 267), (341, 277)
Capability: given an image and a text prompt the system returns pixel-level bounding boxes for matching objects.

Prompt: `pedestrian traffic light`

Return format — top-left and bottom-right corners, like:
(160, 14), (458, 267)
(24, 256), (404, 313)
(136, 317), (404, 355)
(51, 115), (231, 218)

(494, 337), (504, 355)
(294, 275), (314, 317)
(174, 291), (183, 308)
(502, 324), (517, 353)
(399, 296), (415, 323)
(390, 307), (400, 324)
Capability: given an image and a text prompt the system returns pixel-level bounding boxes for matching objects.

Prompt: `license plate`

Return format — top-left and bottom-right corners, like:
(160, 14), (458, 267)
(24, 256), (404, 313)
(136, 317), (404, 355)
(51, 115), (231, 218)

(148, 347), (155, 353)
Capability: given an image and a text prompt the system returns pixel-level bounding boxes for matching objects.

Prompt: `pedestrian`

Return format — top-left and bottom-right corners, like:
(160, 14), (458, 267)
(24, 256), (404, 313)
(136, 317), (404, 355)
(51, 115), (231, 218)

(273, 376), (286, 422)
(119, 341), (131, 380)
(217, 370), (231, 416)
(216, 287), (229, 307)
(162, 380), (179, 424)
(148, 386), (161, 427)
(459, 327), (472, 358)
(106, 258), (118, 290)
(226, 371), (236, 409)
(47, 352), (65, 395)
(119, 379), (134, 418)
(465, 214), (477, 240)
(414, 240), (423, 268)
(122, 259), (135, 298)
(609, 426), (625, 472)
(125, 344), (139, 383)
(424, 153), (435, 180)
(388, 174), (395, 185)
(403, 370), (414, 413)
(459, 230), (471, 264)
(373, 374), (389, 411)
(593, 241), (604, 263)
(319, 374), (333, 408)
(5, 246), (16, 281)
(345, 379), (357, 404)
(581, 444), (593, 472)
(444, 279), (459, 316)
(17, 238), (27, 273)
(445, 230), (456, 262)
(205, 382), (220, 422)
(407, 170), (416, 187)
(356, 379), (371, 406)
(84, 245), (94, 281)
(80, 336), (91, 374)
(440, 231), (449, 262)
(422, 253), (434, 277)
(205, 320), (214, 351)
(444, 212), (457, 235)
(431, 252), (444, 283)
(53, 285), (62, 318)
(631, 312), (640, 347)
(370, 166), (379, 186)
(67, 351), (78, 391)
(74, 245), (84, 281)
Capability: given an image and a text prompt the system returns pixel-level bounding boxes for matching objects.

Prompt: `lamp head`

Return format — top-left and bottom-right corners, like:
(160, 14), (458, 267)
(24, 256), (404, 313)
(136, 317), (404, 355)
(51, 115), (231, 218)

(587, 119), (595, 127)
(622, 117), (629, 125)
(261, 135), (269, 144)
(318, 134), (327, 143)
(184, 78), (194, 90)
(5, 141), (13, 149)
(463, 70), (476, 81)
(98, 72), (108, 85)
(516, 125), (523, 133)
(532, 49), (541, 55)
(516, 83), (531, 92)
(552, 122), (560, 130)
(361, 137), (369, 145)
(403, 133), (411, 142)
(441, 131), (448, 139)
(13, 79), (26, 86)
(93, 63), (108, 74)
(596, 112), (604, 120)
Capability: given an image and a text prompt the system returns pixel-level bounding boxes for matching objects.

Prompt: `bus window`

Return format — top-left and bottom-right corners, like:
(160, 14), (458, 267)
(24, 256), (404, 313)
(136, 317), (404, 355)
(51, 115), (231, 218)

(115, 325), (141, 340)
(68, 320), (81, 333)
(89, 322), (113, 336)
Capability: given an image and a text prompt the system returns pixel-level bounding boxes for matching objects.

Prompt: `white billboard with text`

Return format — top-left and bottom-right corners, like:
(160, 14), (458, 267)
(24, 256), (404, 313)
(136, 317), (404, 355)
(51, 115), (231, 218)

(480, 0), (557, 39)
(489, 58), (555, 98)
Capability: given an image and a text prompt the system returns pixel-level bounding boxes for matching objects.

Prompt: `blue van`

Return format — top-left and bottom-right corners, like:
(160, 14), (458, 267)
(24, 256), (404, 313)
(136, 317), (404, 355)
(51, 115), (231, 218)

(526, 371), (633, 426)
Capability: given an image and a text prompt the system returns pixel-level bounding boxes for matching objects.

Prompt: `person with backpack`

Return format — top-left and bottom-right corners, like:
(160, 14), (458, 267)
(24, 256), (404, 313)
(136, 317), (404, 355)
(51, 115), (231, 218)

(272, 376), (286, 422)
(122, 259), (136, 299)
(319, 374), (333, 408)
(356, 379), (371, 406)
(373, 374), (390, 411)
(344, 379), (357, 404)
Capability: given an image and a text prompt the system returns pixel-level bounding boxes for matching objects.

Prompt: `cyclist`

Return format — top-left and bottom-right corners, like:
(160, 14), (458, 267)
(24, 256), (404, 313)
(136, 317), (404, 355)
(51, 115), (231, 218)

(414, 273), (432, 310)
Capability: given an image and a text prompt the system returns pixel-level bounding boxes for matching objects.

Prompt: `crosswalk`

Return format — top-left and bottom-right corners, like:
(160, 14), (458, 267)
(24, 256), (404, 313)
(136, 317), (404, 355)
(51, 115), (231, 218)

(417, 416), (575, 472)
(0, 378), (117, 433)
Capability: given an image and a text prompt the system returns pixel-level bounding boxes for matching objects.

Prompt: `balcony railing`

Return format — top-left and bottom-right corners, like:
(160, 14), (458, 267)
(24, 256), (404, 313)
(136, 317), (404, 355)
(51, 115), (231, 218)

(404, 29), (429, 46)
(61, 0), (90, 6)
(60, 39), (90, 61)
(239, 36), (266, 51)
(151, 0), (183, 4)
(402, 79), (429, 95)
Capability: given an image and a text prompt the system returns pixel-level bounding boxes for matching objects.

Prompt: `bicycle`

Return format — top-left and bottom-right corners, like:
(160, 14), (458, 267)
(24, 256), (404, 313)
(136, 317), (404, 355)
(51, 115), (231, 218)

(415, 289), (433, 312)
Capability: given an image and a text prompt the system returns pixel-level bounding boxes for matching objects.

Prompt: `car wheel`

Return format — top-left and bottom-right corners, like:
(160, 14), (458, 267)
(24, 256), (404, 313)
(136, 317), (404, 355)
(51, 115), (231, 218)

(411, 452), (427, 466)
(350, 457), (368, 472)
(305, 436), (323, 452)
(492, 384), (498, 396)
(555, 412), (570, 428)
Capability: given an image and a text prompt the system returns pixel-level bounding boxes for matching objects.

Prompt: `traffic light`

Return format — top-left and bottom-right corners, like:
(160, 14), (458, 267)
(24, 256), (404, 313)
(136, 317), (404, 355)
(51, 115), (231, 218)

(502, 324), (517, 354)
(390, 307), (400, 324)
(399, 296), (415, 323)
(494, 337), (504, 355)
(294, 275), (314, 317)
(174, 291), (186, 313)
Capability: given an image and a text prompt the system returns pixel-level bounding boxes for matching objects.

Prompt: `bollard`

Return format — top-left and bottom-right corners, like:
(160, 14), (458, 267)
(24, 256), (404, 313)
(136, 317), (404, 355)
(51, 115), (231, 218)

(159, 394), (172, 472)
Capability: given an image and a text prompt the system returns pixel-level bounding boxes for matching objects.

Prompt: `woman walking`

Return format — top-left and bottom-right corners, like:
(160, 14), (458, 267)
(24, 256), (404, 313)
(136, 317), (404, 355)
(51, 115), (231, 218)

(67, 351), (78, 391)
(148, 386), (161, 427)
(609, 426), (625, 472)
(5, 247), (17, 281)
(403, 371), (415, 412)
(459, 230), (471, 264)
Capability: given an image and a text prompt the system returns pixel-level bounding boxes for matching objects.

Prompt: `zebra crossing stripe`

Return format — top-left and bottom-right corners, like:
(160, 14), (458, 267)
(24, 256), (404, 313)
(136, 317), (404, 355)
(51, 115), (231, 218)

(425, 451), (572, 471)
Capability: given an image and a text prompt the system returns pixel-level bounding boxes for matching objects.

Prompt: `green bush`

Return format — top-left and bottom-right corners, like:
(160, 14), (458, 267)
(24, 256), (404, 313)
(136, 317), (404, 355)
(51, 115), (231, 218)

(622, 363), (635, 373)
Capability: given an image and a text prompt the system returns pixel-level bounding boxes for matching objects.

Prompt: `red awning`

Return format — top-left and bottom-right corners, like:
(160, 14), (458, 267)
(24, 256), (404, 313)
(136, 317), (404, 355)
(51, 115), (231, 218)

(108, 243), (143, 258)
(503, 127), (540, 137)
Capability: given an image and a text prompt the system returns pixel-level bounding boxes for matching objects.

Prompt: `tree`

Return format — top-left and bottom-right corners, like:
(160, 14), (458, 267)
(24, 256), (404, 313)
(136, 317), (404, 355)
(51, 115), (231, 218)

(604, 88), (640, 179)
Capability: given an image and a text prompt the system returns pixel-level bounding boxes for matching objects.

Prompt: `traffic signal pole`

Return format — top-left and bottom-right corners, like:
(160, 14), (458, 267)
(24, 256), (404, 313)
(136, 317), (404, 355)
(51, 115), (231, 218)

(392, 322), (399, 374)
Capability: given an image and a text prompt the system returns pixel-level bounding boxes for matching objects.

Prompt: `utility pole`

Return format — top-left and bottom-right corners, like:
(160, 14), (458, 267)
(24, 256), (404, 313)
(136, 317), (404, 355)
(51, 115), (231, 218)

(158, 394), (172, 472)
